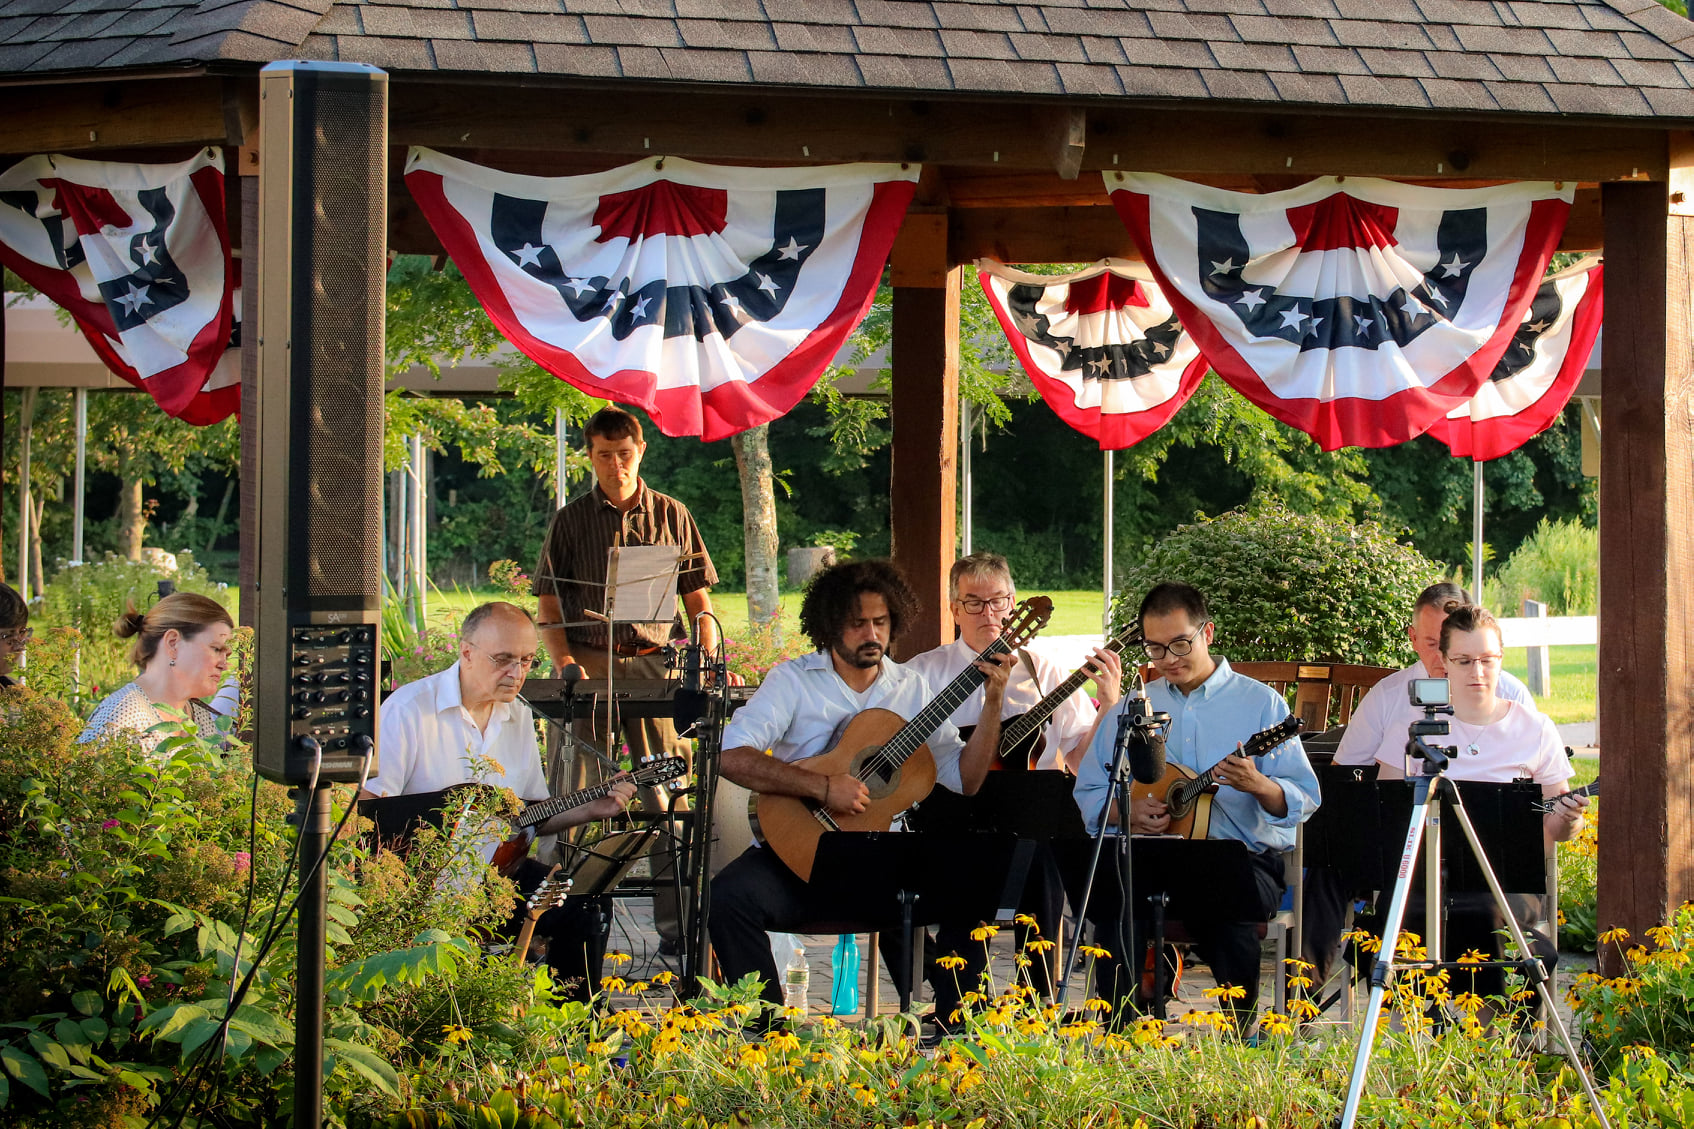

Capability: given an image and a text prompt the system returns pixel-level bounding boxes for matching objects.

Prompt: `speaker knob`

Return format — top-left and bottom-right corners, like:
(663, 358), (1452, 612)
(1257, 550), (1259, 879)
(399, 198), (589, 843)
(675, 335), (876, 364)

(334, 672), (351, 684)
(310, 691), (326, 704)
(354, 689), (370, 703)
(352, 706), (371, 719)
(294, 654), (313, 667)
(292, 707), (310, 720)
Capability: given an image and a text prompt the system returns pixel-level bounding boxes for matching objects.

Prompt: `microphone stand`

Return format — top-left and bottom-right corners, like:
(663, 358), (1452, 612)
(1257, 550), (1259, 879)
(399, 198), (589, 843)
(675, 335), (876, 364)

(1057, 705), (1138, 1012)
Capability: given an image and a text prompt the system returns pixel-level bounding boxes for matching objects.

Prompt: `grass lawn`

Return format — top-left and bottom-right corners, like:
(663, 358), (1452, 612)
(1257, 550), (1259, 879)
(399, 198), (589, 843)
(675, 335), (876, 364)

(425, 587), (1597, 723)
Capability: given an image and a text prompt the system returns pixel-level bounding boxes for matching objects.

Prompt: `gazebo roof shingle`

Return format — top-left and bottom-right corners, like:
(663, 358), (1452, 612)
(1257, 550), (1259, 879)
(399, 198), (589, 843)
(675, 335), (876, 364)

(3, 0), (1694, 120)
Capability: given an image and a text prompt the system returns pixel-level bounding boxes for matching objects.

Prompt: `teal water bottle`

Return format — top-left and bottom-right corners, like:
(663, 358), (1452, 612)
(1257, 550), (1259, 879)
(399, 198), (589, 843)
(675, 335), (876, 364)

(830, 934), (860, 1015)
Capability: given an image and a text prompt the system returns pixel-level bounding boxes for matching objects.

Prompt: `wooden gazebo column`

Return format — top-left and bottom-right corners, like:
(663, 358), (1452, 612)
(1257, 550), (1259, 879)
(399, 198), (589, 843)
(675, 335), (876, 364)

(888, 211), (957, 659)
(1596, 178), (1694, 966)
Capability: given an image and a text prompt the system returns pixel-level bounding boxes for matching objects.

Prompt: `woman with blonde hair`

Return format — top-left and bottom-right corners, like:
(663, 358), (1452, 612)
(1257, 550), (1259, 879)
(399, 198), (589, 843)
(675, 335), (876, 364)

(78, 592), (234, 752)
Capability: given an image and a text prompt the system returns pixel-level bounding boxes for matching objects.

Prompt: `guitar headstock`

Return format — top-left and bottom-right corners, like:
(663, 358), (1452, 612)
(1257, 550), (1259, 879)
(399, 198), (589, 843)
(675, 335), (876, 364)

(633, 756), (688, 788)
(1106, 621), (1144, 655)
(1242, 715), (1303, 758)
(526, 868), (574, 920)
(998, 596), (1054, 650)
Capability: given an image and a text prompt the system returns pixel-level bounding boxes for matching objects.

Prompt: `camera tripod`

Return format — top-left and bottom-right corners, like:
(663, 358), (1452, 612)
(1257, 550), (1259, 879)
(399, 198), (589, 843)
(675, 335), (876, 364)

(1336, 736), (1610, 1129)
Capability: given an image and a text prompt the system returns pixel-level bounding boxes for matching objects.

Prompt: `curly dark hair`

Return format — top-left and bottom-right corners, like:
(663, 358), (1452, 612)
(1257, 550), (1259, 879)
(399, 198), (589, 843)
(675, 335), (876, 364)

(798, 559), (919, 653)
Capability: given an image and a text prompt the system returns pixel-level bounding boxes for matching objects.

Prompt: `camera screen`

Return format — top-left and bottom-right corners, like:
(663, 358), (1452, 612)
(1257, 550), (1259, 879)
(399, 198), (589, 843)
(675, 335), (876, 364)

(1408, 677), (1450, 707)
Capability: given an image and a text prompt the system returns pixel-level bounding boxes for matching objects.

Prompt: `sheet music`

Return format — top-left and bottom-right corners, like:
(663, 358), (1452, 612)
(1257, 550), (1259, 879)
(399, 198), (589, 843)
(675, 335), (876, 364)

(606, 544), (681, 625)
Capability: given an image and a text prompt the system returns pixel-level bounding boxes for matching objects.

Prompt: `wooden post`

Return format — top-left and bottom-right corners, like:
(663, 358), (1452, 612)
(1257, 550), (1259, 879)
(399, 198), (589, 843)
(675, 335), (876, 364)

(1596, 179), (1694, 968)
(1522, 599), (1551, 697)
(888, 212), (957, 659)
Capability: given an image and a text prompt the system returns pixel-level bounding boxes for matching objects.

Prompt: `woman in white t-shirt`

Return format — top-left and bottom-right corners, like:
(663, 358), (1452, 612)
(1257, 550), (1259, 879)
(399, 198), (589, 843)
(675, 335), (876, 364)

(1361, 603), (1589, 1000)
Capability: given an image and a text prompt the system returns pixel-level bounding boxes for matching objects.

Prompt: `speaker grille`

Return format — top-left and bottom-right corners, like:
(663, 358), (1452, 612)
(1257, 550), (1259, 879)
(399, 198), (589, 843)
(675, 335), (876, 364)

(290, 72), (386, 606)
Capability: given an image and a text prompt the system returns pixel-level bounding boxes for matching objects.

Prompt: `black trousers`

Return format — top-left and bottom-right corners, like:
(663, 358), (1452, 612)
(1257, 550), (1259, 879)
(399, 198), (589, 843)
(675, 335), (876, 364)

(709, 845), (909, 1008)
(928, 842), (1067, 1021)
(1081, 844), (1286, 1024)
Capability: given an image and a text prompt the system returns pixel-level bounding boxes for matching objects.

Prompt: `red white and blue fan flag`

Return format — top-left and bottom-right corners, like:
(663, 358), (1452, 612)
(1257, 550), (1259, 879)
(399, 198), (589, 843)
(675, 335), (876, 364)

(978, 258), (1208, 450)
(0, 149), (237, 424)
(1108, 172), (1572, 450)
(1425, 256), (1602, 461)
(405, 148), (919, 441)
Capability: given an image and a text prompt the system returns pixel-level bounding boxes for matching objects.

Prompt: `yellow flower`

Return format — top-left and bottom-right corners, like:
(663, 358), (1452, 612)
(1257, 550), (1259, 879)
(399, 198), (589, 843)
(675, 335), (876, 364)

(1456, 948), (1489, 965)
(441, 1024), (473, 1046)
(738, 1044), (768, 1069)
(1202, 984), (1247, 1002)
(937, 954), (967, 971)
(600, 976), (628, 992)
(764, 1030), (800, 1052)
(1646, 925), (1676, 948)
(970, 924), (1000, 942)
(1078, 943), (1112, 960)
(1453, 992), (1484, 1013)
(1287, 997), (1321, 1021)
(628, 981), (650, 993)
(1258, 1012), (1293, 1037)
(586, 1041), (610, 1054)
(1625, 945), (1650, 964)
(1013, 913), (1038, 928)
(1060, 1021), (1099, 1039)
(1598, 926), (1631, 945)
(780, 1005), (807, 1020)
(668, 1095), (690, 1109)
(1084, 997), (1112, 1013)
(650, 970), (677, 985)
(850, 1083), (877, 1107)
(1025, 938), (1055, 953)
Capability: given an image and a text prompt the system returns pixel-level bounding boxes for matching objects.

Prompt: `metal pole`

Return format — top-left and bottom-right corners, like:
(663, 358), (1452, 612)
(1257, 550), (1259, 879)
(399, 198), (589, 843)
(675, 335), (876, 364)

(1472, 459), (1484, 602)
(959, 401), (972, 557)
(408, 433), (426, 630)
(291, 783), (333, 1129)
(554, 407), (570, 509)
(17, 387), (33, 599)
(1102, 449), (1114, 633)
(72, 388), (87, 563)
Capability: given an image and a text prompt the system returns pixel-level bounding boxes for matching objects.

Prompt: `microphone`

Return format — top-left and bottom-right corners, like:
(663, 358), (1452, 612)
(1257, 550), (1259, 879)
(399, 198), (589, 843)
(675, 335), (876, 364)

(561, 662), (584, 696)
(1124, 685), (1168, 785)
(672, 627), (708, 730)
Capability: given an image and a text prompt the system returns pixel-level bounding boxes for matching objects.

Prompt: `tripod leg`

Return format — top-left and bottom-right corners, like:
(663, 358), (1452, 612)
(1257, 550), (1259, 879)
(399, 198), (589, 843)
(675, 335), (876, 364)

(1338, 782), (1435, 1129)
(1443, 796), (1613, 1129)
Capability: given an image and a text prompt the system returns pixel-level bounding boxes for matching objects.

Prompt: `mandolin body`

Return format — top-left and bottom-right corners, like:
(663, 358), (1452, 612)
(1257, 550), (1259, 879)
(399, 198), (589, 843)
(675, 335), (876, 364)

(1127, 762), (1216, 840)
(752, 707), (938, 881)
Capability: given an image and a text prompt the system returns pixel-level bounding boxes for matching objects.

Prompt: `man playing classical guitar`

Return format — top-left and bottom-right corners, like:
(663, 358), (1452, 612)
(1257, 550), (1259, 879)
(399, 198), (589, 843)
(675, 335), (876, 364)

(1074, 582), (1318, 1029)
(363, 601), (637, 1000)
(708, 559), (1017, 1010)
(908, 553), (1123, 1029)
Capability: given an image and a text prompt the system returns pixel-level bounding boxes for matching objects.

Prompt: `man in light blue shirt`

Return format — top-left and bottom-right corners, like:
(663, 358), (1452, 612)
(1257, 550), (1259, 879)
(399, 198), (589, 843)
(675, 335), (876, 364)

(1074, 581), (1318, 1027)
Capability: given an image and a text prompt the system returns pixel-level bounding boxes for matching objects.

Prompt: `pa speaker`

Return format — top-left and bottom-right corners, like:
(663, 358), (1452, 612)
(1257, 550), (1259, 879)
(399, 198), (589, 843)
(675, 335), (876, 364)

(252, 61), (387, 785)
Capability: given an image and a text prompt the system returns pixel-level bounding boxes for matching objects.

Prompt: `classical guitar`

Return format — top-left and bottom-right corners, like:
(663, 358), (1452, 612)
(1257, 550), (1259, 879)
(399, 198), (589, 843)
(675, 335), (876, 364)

(489, 756), (687, 877)
(753, 596), (1054, 881)
(1534, 779), (1599, 813)
(512, 865), (573, 966)
(964, 622), (1144, 773)
(1126, 715), (1304, 840)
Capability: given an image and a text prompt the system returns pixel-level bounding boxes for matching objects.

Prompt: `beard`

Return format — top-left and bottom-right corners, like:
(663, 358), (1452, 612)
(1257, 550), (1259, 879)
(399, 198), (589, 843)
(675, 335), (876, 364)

(833, 640), (884, 670)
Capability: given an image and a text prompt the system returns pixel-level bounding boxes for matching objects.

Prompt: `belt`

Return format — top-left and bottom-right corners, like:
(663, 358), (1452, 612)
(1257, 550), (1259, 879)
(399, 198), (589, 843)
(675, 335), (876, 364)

(612, 642), (665, 657)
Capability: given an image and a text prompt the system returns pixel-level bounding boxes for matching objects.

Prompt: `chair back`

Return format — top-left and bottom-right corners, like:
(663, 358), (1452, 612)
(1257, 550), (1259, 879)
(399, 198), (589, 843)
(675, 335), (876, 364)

(1228, 661), (1397, 733)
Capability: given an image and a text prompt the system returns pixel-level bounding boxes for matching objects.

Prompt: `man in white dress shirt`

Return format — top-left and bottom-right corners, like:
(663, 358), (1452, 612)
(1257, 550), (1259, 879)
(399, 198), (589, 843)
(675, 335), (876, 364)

(365, 601), (635, 999)
(707, 559), (1015, 1010)
(906, 553), (1123, 1024)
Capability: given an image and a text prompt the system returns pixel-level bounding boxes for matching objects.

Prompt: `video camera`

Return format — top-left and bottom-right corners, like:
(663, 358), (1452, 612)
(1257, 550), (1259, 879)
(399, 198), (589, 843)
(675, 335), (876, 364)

(1404, 676), (1457, 773)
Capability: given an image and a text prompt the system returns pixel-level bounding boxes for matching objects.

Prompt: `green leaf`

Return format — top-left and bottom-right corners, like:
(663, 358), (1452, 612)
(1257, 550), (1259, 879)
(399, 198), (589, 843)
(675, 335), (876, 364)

(70, 991), (102, 1017)
(323, 1038), (399, 1098)
(1, 1046), (49, 1097)
(28, 1038), (69, 1071)
(53, 1019), (91, 1064)
(139, 1003), (208, 1041)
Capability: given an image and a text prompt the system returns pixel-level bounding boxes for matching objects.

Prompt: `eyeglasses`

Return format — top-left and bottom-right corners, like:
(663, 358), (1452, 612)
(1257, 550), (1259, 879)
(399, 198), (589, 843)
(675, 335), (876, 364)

(0, 628), (32, 647)
(1446, 654), (1503, 670)
(1142, 624), (1208, 662)
(956, 595), (1014, 615)
(467, 640), (540, 673)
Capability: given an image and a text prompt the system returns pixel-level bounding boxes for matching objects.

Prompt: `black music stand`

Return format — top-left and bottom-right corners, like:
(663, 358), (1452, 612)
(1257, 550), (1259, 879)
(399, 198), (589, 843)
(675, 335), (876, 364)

(1373, 778), (1545, 896)
(802, 831), (1036, 1014)
(357, 783), (500, 855)
(1119, 837), (1262, 1018)
(910, 771), (1087, 840)
(555, 827), (661, 897)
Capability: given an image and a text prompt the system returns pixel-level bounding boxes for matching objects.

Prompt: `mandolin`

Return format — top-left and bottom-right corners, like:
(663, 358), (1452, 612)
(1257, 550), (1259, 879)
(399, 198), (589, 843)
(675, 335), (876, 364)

(512, 865), (573, 966)
(1126, 715), (1304, 839)
(1534, 779), (1599, 813)
(965, 621), (1144, 773)
(489, 756), (687, 877)
(752, 597), (1054, 881)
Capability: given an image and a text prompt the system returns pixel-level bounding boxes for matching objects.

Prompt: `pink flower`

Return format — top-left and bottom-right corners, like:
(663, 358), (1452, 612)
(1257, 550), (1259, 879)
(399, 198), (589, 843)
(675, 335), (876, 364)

(101, 819), (119, 830)
(137, 974), (153, 987)
(233, 851), (251, 874)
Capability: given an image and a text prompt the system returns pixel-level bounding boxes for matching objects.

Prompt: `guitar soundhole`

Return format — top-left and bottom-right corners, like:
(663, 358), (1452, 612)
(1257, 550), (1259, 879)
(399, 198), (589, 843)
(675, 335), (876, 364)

(849, 746), (901, 800)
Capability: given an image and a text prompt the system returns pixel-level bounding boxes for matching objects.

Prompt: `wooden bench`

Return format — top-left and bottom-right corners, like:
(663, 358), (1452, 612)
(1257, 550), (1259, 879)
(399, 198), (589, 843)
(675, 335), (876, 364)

(1228, 661), (1396, 734)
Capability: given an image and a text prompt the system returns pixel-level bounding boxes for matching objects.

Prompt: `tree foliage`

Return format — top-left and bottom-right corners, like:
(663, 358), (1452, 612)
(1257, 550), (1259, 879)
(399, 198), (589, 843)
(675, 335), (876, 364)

(1110, 505), (1444, 667)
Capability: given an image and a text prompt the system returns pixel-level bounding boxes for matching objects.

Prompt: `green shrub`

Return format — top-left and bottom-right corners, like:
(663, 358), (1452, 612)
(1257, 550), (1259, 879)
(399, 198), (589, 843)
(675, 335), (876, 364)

(1492, 517), (1598, 616)
(1110, 505), (1443, 667)
(1573, 902), (1694, 1076)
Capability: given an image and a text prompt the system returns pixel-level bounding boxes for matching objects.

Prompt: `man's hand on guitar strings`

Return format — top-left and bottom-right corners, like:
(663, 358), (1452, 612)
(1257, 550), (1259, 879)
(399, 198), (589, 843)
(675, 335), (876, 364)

(1084, 646), (1124, 711)
(570, 775), (639, 827)
(973, 651), (1019, 703)
(822, 772), (870, 815)
(1208, 745), (1287, 817)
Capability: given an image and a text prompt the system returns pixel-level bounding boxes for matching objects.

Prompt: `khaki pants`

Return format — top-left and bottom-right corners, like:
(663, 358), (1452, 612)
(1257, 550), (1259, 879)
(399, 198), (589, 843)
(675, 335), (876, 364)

(544, 649), (690, 943)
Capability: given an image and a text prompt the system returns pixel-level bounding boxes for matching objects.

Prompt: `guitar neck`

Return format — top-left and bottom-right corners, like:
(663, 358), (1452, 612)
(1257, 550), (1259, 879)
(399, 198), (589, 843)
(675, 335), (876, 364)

(516, 778), (620, 830)
(872, 635), (1020, 774)
(1001, 632), (1134, 749)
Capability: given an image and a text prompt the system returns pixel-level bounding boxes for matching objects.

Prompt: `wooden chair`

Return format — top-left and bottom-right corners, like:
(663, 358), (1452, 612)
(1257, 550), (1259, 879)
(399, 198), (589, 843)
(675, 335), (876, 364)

(1227, 661), (1397, 734)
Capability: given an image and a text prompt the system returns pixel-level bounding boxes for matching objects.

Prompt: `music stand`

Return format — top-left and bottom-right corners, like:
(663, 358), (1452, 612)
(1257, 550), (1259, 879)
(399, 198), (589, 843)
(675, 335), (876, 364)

(803, 831), (1037, 1014)
(555, 827), (661, 897)
(1115, 837), (1262, 1018)
(909, 772), (1087, 840)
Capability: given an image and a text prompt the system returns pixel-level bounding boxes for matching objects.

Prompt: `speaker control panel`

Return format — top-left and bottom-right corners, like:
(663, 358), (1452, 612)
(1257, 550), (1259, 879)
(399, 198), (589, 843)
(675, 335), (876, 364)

(288, 624), (378, 760)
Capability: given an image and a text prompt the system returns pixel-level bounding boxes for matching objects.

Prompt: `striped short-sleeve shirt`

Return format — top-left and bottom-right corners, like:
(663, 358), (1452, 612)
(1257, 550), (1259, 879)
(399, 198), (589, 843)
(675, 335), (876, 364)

(531, 481), (718, 649)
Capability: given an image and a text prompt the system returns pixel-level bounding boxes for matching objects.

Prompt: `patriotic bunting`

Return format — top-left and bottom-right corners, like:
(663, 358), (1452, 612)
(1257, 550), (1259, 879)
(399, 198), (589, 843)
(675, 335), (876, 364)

(977, 259), (1208, 449)
(1108, 173), (1572, 450)
(405, 149), (918, 441)
(0, 149), (237, 424)
(1425, 256), (1602, 461)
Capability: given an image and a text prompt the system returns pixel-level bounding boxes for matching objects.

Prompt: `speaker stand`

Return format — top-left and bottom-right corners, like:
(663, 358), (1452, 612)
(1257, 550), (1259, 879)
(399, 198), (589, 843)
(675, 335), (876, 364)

(290, 780), (334, 1129)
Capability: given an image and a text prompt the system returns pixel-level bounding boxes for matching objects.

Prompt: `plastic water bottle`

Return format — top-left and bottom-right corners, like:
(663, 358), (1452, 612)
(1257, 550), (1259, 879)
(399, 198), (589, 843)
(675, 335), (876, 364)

(773, 933), (808, 1013)
(830, 934), (860, 1016)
